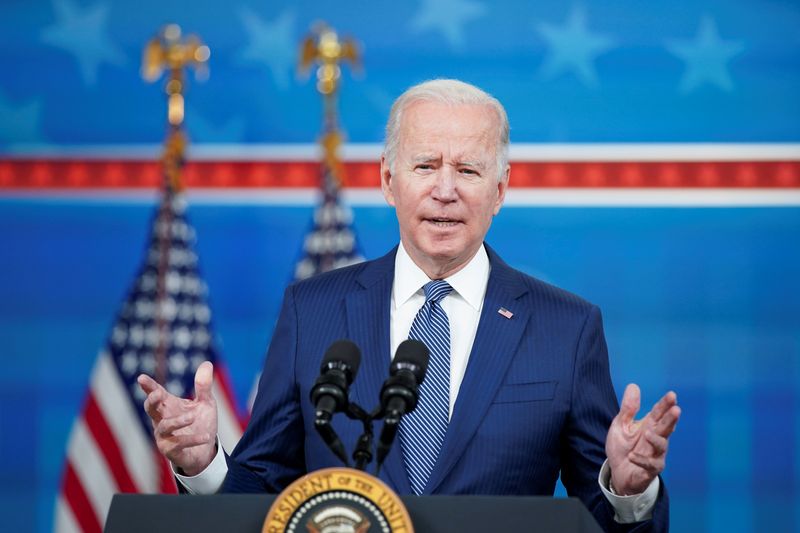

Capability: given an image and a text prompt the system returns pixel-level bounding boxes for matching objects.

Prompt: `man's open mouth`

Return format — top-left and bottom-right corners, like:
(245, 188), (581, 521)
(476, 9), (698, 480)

(426, 217), (461, 227)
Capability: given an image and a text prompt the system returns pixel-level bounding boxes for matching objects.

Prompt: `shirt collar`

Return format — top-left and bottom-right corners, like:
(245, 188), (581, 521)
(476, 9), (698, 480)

(393, 241), (490, 311)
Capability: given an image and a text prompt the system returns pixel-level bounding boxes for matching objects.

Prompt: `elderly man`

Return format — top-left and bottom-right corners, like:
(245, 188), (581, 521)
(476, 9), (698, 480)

(139, 79), (680, 531)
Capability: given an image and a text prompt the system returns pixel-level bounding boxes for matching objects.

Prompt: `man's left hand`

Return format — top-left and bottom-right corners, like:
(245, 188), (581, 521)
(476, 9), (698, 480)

(606, 384), (681, 495)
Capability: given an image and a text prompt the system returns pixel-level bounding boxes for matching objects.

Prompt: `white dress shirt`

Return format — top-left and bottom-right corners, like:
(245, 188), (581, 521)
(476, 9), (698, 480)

(390, 241), (488, 417)
(177, 242), (659, 523)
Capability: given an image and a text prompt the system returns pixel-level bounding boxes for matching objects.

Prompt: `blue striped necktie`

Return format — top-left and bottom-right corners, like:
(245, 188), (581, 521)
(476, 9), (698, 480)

(399, 279), (453, 494)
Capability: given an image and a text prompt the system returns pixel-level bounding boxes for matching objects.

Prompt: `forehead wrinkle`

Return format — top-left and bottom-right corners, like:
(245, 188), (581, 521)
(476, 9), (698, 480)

(398, 104), (498, 171)
(453, 158), (487, 170)
(410, 153), (441, 163)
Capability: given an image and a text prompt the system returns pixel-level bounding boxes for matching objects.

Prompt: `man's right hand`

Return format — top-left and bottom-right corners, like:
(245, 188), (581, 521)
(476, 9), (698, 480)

(137, 361), (218, 476)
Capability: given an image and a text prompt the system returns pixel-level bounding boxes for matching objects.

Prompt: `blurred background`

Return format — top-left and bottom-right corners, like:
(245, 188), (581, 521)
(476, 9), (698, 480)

(1, 1), (799, 532)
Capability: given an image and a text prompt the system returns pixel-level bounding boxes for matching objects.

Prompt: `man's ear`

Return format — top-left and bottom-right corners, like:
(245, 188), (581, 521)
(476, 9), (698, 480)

(380, 154), (396, 206)
(493, 164), (510, 215)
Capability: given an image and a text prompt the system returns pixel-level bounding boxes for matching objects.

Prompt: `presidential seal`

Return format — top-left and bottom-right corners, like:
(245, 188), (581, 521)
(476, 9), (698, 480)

(263, 468), (413, 533)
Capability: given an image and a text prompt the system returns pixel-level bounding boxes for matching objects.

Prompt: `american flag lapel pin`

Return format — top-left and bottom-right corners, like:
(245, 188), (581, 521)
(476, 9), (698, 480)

(498, 307), (514, 319)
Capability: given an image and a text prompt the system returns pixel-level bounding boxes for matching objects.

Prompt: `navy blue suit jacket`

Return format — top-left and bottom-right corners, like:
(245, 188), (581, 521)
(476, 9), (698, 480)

(222, 245), (668, 531)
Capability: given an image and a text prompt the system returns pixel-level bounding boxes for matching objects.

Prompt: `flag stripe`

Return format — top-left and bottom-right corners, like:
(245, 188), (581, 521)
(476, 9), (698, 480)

(63, 464), (102, 533)
(55, 496), (81, 533)
(158, 454), (179, 494)
(92, 353), (159, 492)
(214, 379), (242, 453)
(84, 392), (137, 492)
(214, 361), (242, 421)
(68, 419), (117, 526)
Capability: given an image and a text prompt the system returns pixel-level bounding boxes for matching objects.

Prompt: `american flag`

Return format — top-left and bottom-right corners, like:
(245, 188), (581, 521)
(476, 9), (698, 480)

(55, 189), (244, 533)
(497, 307), (514, 319)
(293, 163), (364, 281)
(247, 148), (364, 411)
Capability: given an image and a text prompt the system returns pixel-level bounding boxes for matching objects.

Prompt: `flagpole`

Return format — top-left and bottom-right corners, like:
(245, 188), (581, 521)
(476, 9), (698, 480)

(142, 23), (210, 386)
(55, 25), (243, 532)
(295, 22), (364, 275)
(299, 22), (361, 194)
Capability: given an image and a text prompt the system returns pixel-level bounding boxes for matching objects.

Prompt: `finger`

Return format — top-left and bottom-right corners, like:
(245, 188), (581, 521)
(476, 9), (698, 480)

(137, 373), (161, 395)
(647, 390), (678, 424)
(628, 451), (665, 476)
(156, 413), (195, 437)
(654, 405), (682, 438)
(618, 383), (641, 425)
(641, 429), (668, 456)
(142, 381), (189, 422)
(161, 432), (214, 457)
(142, 385), (166, 421)
(194, 361), (215, 403)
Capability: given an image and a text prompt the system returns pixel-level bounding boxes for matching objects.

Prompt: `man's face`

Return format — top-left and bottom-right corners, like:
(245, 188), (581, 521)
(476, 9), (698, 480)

(381, 100), (509, 278)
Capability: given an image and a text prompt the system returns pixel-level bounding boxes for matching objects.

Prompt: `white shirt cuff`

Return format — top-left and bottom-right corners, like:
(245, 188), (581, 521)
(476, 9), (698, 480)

(597, 459), (659, 523)
(173, 438), (229, 494)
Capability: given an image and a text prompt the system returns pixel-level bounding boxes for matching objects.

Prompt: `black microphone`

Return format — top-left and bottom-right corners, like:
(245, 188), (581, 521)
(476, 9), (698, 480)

(376, 339), (430, 469)
(310, 340), (361, 465)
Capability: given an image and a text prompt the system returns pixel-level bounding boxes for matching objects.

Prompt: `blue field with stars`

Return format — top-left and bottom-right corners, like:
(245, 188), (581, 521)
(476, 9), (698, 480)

(1, 0), (798, 147)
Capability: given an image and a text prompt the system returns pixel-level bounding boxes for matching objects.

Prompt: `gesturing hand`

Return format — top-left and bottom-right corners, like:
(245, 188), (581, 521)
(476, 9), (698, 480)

(137, 361), (218, 477)
(605, 384), (681, 495)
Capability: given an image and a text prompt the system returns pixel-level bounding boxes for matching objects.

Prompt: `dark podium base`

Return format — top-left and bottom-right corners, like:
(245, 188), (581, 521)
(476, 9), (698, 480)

(105, 493), (603, 533)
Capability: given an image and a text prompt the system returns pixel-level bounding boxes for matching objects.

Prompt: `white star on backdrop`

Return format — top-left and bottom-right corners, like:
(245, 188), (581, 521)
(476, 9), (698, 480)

(139, 353), (155, 375)
(237, 8), (296, 90)
(666, 17), (744, 94)
(167, 379), (184, 397)
(120, 351), (139, 376)
(0, 91), (44, 145)
(174, 327), (192, 350)
(536, 6), (615, 88)
(40, 0), (125, 86)
(410, 0), (487, 51)
(169, 353), (189, 375)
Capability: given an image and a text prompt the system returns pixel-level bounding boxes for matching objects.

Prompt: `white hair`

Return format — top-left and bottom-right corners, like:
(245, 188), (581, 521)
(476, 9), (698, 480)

(383, 79), (510, 180)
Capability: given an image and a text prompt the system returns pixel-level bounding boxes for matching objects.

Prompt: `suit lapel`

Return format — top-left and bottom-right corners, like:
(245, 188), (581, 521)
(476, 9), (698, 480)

(424, 246), (531, 494)
(344, 247), (412, 493)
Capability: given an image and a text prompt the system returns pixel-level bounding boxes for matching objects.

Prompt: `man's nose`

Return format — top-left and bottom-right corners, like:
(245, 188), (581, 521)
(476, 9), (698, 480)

(431, 167), (458, 202)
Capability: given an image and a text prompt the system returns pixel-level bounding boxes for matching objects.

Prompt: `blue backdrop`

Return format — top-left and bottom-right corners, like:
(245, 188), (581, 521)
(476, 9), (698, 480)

(1, 0), (800, 531)
(1, 0), (799, 148)
(1, 198), (798, 532)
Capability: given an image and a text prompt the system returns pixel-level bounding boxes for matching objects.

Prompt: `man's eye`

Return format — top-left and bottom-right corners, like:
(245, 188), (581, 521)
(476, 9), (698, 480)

(459, 168), (478, 175)
(416, 164), (433, 171)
